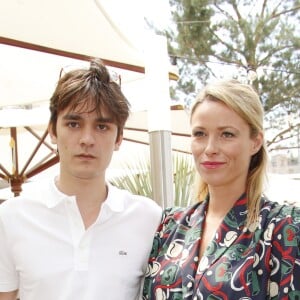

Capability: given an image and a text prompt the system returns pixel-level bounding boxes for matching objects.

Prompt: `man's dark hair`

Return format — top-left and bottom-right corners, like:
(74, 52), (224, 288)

(49, 58), (130, 138)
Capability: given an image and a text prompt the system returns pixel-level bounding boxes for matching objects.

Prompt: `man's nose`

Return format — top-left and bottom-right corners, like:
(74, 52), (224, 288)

(79, 128), (95, 145)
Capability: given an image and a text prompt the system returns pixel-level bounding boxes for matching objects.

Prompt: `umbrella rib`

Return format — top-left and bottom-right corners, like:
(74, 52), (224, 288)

(25, 156), (59, 179)
(25, 126), (54, 151)
(19, 128), (49, 176)
(0, 164), (10, 178)
(25, 152), (57, 175)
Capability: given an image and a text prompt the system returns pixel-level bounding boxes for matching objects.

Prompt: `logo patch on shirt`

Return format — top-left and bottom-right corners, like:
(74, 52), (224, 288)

(118, 250), (127, 256)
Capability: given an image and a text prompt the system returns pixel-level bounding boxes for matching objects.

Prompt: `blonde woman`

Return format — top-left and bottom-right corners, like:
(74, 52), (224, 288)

(143, 80), (300, 299)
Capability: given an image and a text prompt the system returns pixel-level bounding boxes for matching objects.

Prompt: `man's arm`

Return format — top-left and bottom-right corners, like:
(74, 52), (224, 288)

(0, 290), (18, 300)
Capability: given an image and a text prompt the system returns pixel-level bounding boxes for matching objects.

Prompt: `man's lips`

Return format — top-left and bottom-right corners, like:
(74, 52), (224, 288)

(76, 153), (96, 159)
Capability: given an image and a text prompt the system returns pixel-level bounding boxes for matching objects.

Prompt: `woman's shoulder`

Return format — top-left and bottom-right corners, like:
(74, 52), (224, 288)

(260, 197), (300, 267)
(161, 202), (202, 226)
(262, 197), (300, 223)
(260, 198), (300, 244)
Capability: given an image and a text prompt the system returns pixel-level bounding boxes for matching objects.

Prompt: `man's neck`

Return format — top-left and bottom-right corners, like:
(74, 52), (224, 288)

(55, 175), (108, 228)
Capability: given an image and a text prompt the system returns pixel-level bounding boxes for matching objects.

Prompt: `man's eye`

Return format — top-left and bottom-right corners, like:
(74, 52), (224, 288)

(97, 124), (108, 130)
(67, 122), (79, 128)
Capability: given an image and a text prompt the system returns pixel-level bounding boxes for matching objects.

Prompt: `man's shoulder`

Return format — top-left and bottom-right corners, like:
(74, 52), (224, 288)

(108, 184), (162, 214)
(0, 178), (53, 209)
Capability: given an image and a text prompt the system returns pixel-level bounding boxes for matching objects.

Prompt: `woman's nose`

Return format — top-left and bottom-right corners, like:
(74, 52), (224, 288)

(204, 136), (219, 155)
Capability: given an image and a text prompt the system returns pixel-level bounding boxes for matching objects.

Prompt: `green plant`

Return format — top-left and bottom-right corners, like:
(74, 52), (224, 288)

(109, 153), (196, 207)
(109, 158), (152, 198)
(173, 153), (196, 207)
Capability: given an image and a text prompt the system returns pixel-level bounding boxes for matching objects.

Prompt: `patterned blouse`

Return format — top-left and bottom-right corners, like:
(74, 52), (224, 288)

(143, 195), (300, 300)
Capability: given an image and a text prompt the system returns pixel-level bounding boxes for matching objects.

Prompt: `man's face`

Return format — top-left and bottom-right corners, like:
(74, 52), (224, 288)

(49, 102), (122, 182)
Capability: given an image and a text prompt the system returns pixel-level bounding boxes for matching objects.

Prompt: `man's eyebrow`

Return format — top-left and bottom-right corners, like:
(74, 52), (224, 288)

(62, 114), (114, 123)
(96, 116), (115, 123)
(62, 114), (81, 120)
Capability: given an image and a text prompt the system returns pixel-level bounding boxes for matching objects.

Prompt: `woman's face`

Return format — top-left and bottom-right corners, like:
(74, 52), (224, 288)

(190, 99), (262, 192)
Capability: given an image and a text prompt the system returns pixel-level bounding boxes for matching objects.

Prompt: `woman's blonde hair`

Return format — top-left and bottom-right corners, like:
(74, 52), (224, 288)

(190, 80), (268, 227)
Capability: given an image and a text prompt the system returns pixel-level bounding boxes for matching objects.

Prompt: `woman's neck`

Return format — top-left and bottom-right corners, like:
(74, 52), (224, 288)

(206, 185), (245, 218)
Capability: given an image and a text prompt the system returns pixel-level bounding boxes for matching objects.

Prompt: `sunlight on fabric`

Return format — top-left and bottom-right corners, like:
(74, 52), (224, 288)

(0, 106), (50, 127)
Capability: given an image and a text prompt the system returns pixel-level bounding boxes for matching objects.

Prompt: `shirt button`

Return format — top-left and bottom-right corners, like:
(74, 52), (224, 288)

(79, 243), (87, 250)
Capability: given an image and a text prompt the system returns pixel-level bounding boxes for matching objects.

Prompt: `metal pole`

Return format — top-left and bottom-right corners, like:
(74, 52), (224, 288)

(297, 125), (300, 165)
(149, 131), (173, 208)
(144, 33), (174, 208)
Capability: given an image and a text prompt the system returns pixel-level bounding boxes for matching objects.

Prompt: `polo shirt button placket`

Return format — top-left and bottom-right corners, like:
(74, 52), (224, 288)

(76, 239), (90, 270)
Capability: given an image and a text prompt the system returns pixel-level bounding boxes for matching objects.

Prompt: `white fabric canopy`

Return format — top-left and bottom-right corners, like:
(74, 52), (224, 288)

(0, 0), (177, 108)
(0, 0), (145, 72)
(0, 0), (180, 203)
(0, 43), (149, 109)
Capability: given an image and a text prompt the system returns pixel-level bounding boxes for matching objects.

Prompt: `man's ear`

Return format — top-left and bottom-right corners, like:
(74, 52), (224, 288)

(48, 124), (57, 145)
(114, 134), (123, 151)
(251, 131), (263, 155)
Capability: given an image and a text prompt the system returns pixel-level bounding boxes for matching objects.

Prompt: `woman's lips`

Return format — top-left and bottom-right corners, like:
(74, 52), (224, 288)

(201, 161), (226, 169)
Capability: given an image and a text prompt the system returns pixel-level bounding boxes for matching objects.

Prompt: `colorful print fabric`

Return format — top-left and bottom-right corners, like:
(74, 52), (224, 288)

(143, 195), (300, 299)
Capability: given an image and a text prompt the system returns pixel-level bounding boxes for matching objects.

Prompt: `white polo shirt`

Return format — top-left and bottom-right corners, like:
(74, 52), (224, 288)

(0, 178), (162, 300)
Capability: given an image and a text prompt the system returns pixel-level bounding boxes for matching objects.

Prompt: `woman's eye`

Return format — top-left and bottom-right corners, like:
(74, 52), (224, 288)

(192, 130), (205, 137)
(222, 131), (234, 138)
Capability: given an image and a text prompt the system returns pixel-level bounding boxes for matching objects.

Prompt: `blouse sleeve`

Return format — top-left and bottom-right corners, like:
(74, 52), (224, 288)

(269, 205), (300, 298)
(142, 207), (182, 299)
(147, 207), (181, 260)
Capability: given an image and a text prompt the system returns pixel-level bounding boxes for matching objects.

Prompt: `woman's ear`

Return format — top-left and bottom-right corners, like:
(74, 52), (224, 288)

(251, 131), (263, 155)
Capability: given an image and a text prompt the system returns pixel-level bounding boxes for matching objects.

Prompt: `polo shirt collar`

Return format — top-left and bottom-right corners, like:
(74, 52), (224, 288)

(103, 183), (125, 213)
(45, 178), (125, 213)
(44, 177), (74, 208)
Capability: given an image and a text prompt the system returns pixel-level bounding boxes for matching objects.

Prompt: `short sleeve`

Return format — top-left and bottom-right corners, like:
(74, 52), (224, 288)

(0, 212), (19, 291)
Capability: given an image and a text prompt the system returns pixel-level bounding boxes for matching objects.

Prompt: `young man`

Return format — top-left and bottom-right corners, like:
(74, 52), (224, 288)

(0, 59), (162, 300)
